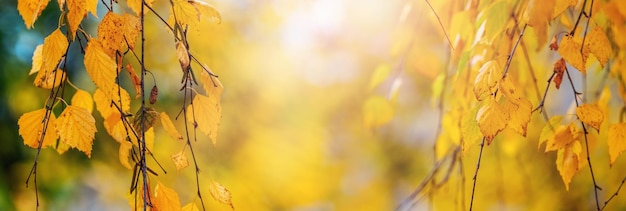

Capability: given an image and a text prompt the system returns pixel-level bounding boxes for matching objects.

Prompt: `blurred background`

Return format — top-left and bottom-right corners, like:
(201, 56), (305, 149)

(1, 0), (626, 210)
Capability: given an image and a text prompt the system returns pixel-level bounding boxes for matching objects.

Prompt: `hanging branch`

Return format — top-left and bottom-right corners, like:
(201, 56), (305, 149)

(139, 0), (152, 209)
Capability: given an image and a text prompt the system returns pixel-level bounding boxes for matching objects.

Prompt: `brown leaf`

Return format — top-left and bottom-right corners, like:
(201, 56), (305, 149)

(553, 58), (566, 89)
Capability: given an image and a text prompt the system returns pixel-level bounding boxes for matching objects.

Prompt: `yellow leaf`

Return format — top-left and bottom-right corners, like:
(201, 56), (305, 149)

(85, 39), (118, 97)
(126, 0), (154, 15)
(29, 44), (43, 75)
(55, 141), (70, 154)
(188, 94), (222, 144)
(505, 98), (532, 136)
(34, 68), (66, 89)
(585, 26), (612, 67)
(556, 141), (581, 190)
(461, 103), (482, 155)
(125, 64), (142, 99)
(525, 0), (555, 49)
(370, 63), (391, 90)
(161, 112), (183, 141)
(104, 112), (127, 143)
(171, 151), (189, 171)
(86, 0), (97, 16)
(608, 123), (626, 166)
(473, 60), (501, 100)
(94, 87), (131, 119)
(181, 203), (199, 211)
(57, 0), (65, 11)
(153, 182), (182, 211)
(553, 0), (578, 18)
(132, 107), (159, 135)
(476, 98), (509, 144)
(55, 106), (97, 158)
(176, 41), (190, 70)
(209, 180), (234, 209)
(499, 76), (522, 100)
(17, 0), (50, 29)
(558, 35), (589, 75)
(67, 0), (87, 37)
(168, 0), (221, 28)
(71, 89), (93, 113)
(98, 12), (125, 54)
(40, 29), (68, 76)
(18, 108), (58, 149)
(576, 103), (603, 130)
(481, 0), (510, 43)
(545, 123), (576, 152)
(200, 70), (224, 99)
(119, 141), (133, 169)
(431, 73), (445, 107)
(122, 14), (142, 50)
(363, 96), (394, 129)
(539, 115), (563, 148)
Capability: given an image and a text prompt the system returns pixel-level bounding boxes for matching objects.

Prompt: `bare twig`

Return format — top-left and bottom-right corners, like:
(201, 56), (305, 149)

(423, 0), (454, 51)
(602, 175), (626, 210)
(469, 138), (485, 211)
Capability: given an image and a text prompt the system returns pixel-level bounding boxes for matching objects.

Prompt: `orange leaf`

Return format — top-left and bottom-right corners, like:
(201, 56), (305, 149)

(71, 89), (93, 113)
(38, 29), (68, 79)
(576, 103), (603, 130)
(126, 0), (154, 15)
(473, 60), (501, 100)
(585, 26), (612, 67)
(34, 68), (66, 89)
(67, 0), (87, 37)
(539, 115), (563, 148)
(161, 112), (183, 141)
(553, 0), (578, 18)
(476, 98), (509, 144)
(171, 151), (189, 171)
(17, 0), (50, 29)
(153, 182), (182, 211)
(94, 87), (131, 119)
(209, 180), (234, 209)
(168, 0), (221, 29)
(558, 35), (589, 75)
(85, 39), (118, 97)
(553, 58), (566, 89)
(55, 106), (97, 158)
(608, 123), (626, 166)
(525, 0), (555, 49)
(98, 12), (126, 54)
(556, 140), (581, 190)
(188, 94), (222, 144)
(126, 64), (141, 99)
(18, 108), (58, 149)
(545, 122), (576, 152)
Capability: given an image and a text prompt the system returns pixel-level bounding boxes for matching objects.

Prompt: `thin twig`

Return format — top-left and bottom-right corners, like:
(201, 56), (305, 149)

(423, 0), (454, 51)
(601, 175), (626, 210)
(469, 138), (485, 211)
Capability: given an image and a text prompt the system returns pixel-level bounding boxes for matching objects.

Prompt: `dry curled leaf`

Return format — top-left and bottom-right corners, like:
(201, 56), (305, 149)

(150, 85), (158, 104)
(553, 58), (566, 89)
(209, 180), (234, 209)
(171, 151), (189, 171)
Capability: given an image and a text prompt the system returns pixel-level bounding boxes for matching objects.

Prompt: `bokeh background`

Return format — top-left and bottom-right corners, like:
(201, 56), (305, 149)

(1, 0), (626, 210)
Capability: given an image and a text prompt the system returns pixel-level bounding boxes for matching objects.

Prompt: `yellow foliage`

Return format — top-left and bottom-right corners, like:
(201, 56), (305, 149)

(153, 182), (182, 211)
(476, 98), (509, 144)
(71, 89), (94, 113)
(188, 94), (221, 144)
(160, 112), (183, 141)
(55, 106), (97, 158)
(473, 60), (501, 101)
(85, 39), (118, 97)
(18, 108), (58, 149)
(363, 96), (394, 129)
(17, 0), (50, 29)
(558, 35), (589, 75)
(576, 103), (603, 131)
(608, 123), (626, 166)
(208, 180), (234, 209)
(585, 26), (612, 67)
(556, 140), (581, 190)
(171, 151), (189, 171)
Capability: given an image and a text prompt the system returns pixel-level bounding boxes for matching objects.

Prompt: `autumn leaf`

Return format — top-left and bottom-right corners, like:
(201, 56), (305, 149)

(585, 26), (612, 67)
(525, 0), (555, 49)
(539, 115), (563, 148)
(18, 108), (58, 149)
(499, 76), (522, 100)
(370, 63), (391, 90)
(55, 106), (97, 158)
(504, 98), (532, 136)
(473, 60), (502, 101)
(37, 29), (68, 82)
(363, 96), (394, 129)
(461, 103), (482, 155)
(176, 41), (190, 70)
(188, 94), (222, 144)
(200, 70), (224, 99)
(71, 89), (94, 113)
(209, 180), (234, 209)
(481, 0), (510, 43)
(85, 39), (118, 97)
(171, 151), (189, 171)
(119, 140), (133, 169)
(29, 44), (43, 75)
(553, 58), (566, 89)
(169, 0), (221, 29)
(67, 0), (87, 37)
(126, 64), (141, 99)
(153, 182), (182, 211)
(104, 112), (127, 143)
(608, 123), (626, 166)
(161, 112), (183, 141)
(556, 140), (581, 190)
(34, 68), (66, 89)
(545, 123), (576, 152)
(98, 12), (140, 54)
(17, 0), (50, 29)
(576, 103), (603, 130)
(558, 35), (589, 75)
(132, 107), (159, 135)
(476, 98), (509, 144)
(94, 87), (131, 119)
